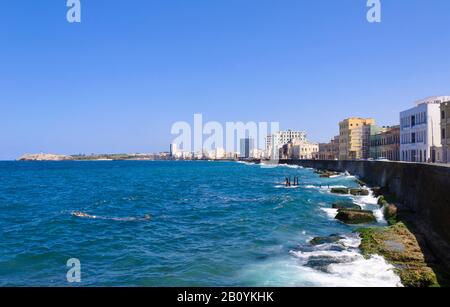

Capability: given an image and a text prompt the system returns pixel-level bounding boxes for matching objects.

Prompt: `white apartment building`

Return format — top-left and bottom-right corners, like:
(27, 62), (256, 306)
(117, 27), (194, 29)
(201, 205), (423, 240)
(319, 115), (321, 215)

(400, 96), (450, 163)
(268, 130), (307, 159)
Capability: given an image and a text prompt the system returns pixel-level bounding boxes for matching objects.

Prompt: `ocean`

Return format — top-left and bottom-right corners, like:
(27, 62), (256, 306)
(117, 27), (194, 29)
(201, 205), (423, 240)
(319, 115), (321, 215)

(0, 161), (402, 287)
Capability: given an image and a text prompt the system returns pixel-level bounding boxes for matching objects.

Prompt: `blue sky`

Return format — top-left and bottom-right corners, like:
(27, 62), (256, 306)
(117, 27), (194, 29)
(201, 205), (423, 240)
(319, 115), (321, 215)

(1, 0), (450, 159)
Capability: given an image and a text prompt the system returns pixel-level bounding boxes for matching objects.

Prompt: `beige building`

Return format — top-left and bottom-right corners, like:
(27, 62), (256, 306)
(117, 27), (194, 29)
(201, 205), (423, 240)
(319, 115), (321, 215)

(317, 136), (340, 160)
(441, 101), (450, 163)
(281, 139), (319, 160)
(339, 118), (375, 160)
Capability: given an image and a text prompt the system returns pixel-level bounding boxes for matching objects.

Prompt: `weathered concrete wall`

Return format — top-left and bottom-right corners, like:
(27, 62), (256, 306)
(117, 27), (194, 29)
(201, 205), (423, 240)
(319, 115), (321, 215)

(278, 159), (450, 266)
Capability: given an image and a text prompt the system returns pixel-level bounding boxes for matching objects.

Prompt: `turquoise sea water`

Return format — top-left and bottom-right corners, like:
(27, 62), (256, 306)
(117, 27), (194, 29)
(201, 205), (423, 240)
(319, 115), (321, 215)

(0, 161), (401, 286)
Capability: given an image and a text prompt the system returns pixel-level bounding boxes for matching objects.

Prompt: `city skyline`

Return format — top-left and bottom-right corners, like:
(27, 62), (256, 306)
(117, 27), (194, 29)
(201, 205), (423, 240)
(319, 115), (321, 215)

(2, 1), (450, 160)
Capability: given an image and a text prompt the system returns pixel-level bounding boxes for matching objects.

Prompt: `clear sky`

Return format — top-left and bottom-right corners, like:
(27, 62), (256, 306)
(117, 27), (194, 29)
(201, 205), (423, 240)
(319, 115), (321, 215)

(1, 0), (450, 160)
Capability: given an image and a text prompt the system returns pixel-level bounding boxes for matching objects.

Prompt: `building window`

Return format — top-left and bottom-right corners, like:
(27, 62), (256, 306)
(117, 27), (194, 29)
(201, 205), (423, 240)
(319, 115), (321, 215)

(443, 129), (446, 140)
(411, 150), (416, 162)
(442, 110), (446, 120)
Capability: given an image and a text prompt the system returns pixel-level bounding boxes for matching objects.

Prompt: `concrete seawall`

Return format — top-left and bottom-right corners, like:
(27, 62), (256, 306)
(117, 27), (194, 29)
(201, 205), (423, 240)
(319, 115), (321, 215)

(278, 159), (450, 268)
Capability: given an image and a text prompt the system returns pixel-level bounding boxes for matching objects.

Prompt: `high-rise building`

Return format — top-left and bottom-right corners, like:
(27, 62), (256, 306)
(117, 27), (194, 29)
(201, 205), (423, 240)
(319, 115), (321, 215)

(339, 118), (375, 160)
(440, 100), (450, 163)
(400, 96), (450, 163)
(239, 138), (254, 159)
(370, 126), (400, 161)
(169, 143), (178, 158)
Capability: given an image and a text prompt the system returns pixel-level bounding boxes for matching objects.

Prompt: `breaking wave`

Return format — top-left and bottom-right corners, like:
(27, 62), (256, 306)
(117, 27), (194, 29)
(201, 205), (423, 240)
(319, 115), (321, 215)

(240, 234), (402, 287)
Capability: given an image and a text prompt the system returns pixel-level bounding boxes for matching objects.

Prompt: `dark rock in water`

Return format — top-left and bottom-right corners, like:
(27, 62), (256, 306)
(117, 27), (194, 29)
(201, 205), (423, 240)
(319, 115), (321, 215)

(335, 209), (376, 224)
(372, 187), (382, 197)
(305, 256), (340, 272)
(332, 202), (362, 211)
(328, 245), (346, 252)
(310, 234), (344, 246)
(305, 254), (359, 272)
(331, 188), (350, 195)
(349, 188), (370, 196)
(372, 186), (390, 197)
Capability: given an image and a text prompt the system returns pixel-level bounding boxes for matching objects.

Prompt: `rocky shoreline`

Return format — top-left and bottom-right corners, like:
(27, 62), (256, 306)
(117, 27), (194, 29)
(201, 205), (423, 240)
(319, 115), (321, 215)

(314, 168), (445, 287)
(358, 223), (439, 287)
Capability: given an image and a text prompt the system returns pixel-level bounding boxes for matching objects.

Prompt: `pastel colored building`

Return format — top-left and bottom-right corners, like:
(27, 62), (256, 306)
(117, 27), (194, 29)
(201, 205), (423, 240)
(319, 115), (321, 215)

(400, 96), (450, 163)
(339, 118), (375, 160)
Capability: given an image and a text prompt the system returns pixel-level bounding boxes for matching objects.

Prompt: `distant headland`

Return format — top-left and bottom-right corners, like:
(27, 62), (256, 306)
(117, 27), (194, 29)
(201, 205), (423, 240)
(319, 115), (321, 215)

(17, 153), (170, 161)
(17, 152), (242, 162)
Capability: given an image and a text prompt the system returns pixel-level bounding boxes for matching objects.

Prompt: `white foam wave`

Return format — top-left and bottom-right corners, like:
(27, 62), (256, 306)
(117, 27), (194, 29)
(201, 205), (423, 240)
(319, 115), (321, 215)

(321, 208), (338, 219)
(350, 190), (387, 224)
(373, 208), (388, 225)
(236, 161), (256, 166)
(274, 185), (300, 189)
(278, 164), (302, 169)
(290, 249), (358, 262)
(240, 234), (402, 287)
(304, 185), (318, 189)
(353, 191), (378, 206)
(240, 254), (402, 287)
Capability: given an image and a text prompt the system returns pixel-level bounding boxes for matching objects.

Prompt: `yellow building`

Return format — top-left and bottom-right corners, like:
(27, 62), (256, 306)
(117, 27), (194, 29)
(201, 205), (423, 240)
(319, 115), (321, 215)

(339, 118), (375, 160)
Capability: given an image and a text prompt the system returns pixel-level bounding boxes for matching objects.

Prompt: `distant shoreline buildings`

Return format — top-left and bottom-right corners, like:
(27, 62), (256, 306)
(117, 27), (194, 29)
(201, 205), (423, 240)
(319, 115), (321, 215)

(20, 96), (450, 165)
(166, 95), (450, 165)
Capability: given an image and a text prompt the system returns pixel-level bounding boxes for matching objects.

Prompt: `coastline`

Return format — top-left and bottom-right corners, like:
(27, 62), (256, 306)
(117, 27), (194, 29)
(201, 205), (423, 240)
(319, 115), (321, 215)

(265, 159), (450, 287)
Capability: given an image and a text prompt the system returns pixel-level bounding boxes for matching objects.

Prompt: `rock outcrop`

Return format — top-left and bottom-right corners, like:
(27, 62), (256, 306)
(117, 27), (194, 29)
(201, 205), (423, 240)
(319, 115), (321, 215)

(330, 188), (350, 195)
(330, 188), (369, 196)
(310, 234), (344, 246)
(332, 202), (362, 210)
(349, 188), (370, 196)
(335, 209), (376, 224)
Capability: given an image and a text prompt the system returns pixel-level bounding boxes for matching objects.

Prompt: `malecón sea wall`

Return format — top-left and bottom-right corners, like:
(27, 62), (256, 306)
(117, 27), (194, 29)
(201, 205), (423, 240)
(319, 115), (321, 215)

(278, 159), (450, 267)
